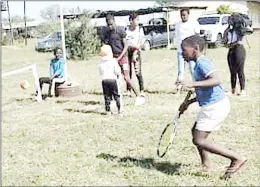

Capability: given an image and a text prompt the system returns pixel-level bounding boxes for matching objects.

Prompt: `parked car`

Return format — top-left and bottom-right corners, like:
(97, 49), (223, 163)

(198, 14), (231, 47)
(35, 31), (62, 52)
(141, 25), (175, 51)
(198, 13), (253, 47)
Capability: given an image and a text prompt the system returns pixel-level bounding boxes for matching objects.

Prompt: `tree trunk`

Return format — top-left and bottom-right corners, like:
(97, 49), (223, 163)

(7, 1), (14, 45)
(24, 1), (27, 45)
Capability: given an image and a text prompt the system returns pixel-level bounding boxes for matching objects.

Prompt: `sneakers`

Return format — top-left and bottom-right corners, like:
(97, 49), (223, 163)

(135, 96), (145, 106)
(238, 90), (246, 97)
(105, 111), (112, 115)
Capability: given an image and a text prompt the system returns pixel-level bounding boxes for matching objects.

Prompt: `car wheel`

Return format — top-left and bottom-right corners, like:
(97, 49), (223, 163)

(214, 33), (223, 48)
(143, 40), (151, 51)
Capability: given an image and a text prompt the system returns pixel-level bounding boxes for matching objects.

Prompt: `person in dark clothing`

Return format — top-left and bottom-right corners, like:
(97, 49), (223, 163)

(102, 14), (145, 106)
(226, 24), (247, 96)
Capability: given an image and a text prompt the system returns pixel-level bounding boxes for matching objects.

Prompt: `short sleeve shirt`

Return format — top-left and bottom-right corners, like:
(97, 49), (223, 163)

(193, 55), (225, 106)
(103, 26), (127, 56)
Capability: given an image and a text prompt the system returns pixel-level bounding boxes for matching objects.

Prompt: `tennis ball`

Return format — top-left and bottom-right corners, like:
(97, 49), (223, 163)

(20, 80), (30, 89)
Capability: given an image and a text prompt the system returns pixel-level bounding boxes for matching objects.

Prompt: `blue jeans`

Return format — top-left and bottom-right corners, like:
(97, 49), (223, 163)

(177, 52), (196, 81)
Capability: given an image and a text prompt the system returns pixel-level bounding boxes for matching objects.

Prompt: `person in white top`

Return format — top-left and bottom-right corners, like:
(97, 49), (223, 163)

(98, 44), (123, 115)
(175, 8), (200, 89)
(125, 13), (145, 97)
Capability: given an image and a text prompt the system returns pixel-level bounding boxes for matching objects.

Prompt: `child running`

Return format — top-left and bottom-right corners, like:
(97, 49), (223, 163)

(179, 35), (247, 179)
(98, 44), (123, 116)
(36, 47), (65, 97)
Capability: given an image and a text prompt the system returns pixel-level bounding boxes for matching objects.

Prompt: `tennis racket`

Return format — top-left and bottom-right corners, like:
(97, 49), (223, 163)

(157, 90), (193, 158)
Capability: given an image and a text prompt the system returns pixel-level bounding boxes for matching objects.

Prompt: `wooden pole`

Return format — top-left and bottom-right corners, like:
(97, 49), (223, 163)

(59, 3), (67, 81)
(6, 1), (13, 45)
(24, 1), (27, 45)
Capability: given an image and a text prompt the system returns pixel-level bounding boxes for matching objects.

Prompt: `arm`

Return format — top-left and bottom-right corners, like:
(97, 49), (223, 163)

(113, 59), (121, 77)
(194, 20), (200, 35)
(117, 38), (128, 61)
(50, 60), (54, 77)
(136, 27), (145, 49)
(192, 72), (220, 88)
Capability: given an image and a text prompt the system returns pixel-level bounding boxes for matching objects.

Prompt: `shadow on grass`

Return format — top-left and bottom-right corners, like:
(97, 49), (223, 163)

(77, 100), (101, 105)
(144, 89), (193, 95)
(96, 153), (189, 175)
(56, 100), (101, 105)
(64, 108), (106, 115)
(82, 90), (103, 96)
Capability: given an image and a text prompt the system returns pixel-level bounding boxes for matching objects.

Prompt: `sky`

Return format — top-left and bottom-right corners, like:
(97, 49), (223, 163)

(1, 1), (157, 21)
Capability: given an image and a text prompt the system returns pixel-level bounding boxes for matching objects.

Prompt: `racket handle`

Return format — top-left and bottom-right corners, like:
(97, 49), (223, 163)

(184, 90), (193, 102)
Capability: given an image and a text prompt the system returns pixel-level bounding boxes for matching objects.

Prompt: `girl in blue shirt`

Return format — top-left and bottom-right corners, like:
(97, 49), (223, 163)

(179, 35), (247, 179)
(36, 47), (65, 97)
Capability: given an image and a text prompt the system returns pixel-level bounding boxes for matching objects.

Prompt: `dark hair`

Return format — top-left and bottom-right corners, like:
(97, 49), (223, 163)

(54, 46), (62, 54)
(182, 35), (206, 52)
(180, 8), (190, 15)
(106, 14), (114, 21)
(129, 13), (138, 21)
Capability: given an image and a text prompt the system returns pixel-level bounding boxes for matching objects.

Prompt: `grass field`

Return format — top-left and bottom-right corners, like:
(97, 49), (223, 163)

(2, 32), (260, 186)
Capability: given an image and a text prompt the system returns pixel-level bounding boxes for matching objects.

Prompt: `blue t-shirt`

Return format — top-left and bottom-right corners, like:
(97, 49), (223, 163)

(193, 56), (224, 106)
(50, 58), (65, 78)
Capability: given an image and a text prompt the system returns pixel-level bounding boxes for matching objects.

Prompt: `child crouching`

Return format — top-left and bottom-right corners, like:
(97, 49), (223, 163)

(98, 44), (123, 115)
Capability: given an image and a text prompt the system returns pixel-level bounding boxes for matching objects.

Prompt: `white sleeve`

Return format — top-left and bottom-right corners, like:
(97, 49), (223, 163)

(227, 32), (232, 44)
(194, 20), (200, 34)
(139, 27), (145, 37)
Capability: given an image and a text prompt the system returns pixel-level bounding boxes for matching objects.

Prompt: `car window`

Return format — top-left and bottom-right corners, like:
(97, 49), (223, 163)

(222, 16), (229, 24)
(198, 17), (220, 25)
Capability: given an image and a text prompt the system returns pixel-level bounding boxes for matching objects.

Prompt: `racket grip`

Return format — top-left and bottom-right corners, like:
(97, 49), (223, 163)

(184, 90), (193, 102)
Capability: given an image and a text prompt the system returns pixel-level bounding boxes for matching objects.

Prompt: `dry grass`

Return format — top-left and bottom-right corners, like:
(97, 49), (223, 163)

(2, 33), (260, 186)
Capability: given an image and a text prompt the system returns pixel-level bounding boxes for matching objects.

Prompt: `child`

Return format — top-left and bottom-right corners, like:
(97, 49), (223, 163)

(179, 35), (247, 179)
(36, 47), (65, 97)
(98, 44), (123, 115)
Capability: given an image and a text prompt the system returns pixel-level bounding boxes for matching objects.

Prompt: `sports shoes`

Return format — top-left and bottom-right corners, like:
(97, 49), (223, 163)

(238, 90), (246, 97)
(135, 96), (145, 106)
(105, 111), (112, 115)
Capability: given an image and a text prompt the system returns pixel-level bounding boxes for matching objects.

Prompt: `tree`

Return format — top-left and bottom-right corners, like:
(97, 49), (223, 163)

(217, 5), (231, 14)
(40, 5), (60, 22)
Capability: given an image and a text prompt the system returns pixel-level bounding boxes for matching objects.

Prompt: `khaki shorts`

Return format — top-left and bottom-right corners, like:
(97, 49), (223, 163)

(195, 96), (230, 132)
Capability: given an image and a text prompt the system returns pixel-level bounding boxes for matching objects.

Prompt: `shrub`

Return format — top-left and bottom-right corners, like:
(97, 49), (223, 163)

(65, 13), (101, 60)
(217, 5), (231, 14)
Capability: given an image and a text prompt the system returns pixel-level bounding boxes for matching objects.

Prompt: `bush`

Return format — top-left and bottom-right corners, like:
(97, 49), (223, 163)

(65, 13), (101, 60)
(35, 22), (60, 38)
(217, 5), (231, 14)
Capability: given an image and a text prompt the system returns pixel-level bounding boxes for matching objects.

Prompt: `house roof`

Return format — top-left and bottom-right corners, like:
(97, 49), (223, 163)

(61, 6), (207, 19)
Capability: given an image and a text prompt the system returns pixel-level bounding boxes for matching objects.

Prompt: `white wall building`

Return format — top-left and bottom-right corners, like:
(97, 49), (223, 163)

(166, 1), (260, 29)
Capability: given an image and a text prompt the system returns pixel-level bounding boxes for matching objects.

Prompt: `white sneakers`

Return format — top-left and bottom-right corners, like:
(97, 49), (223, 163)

(135, 96), (146, 106)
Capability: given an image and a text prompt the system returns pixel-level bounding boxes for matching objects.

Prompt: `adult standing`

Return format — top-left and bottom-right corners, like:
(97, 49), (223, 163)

(126, 13), (145, 97)
(175, 8), (200, 90)
(225, 14), (247, 96)
(102, 14), (145, 106)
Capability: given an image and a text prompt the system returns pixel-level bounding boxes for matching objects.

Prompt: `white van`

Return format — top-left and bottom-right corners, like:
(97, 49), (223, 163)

(198, 14), (230, 47)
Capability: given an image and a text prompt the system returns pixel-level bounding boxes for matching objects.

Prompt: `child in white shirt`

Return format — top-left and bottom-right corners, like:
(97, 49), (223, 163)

(98, 44), (123, 115)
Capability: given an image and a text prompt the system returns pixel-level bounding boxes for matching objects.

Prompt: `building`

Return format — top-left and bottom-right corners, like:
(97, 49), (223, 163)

(167, 1), (260, 29)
